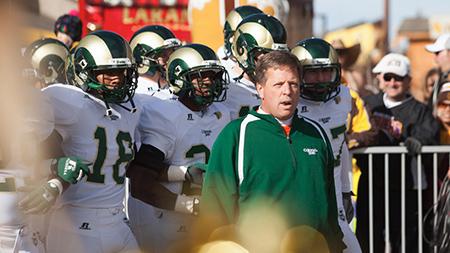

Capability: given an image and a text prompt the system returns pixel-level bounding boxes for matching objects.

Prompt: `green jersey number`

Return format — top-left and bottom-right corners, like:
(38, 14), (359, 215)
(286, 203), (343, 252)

(87, 127), (134, 184)
(185, 144), (210, 163)
(330, 124), (346, 167)
(183, 144), (210, 195)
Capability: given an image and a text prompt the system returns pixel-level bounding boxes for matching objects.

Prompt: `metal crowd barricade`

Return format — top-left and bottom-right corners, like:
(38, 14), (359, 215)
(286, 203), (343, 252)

(352, 145), (450, 253)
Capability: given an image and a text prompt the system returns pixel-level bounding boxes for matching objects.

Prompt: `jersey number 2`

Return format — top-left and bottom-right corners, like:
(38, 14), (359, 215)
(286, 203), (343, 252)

(87, 127), (134, 184)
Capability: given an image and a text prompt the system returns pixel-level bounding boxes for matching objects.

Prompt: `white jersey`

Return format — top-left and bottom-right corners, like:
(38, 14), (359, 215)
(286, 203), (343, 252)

(222, 77), (260, 120)
(138, 97), (231, 193)
(130, 97), (230, 253)
(135, 76), (174, 100)
(298, 84), (352, 196)
(42, 84), (141, 208)
(135, 76), (159, 95)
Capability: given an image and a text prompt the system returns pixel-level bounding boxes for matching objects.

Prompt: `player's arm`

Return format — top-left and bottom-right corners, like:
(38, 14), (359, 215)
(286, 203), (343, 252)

(131, 143), (206, 184)
(127, 144), (201, 215)
(18, 130), (90, 214)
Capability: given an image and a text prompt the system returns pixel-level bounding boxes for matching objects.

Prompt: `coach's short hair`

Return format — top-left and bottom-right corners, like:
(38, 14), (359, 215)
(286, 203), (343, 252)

(254, 50), (301, 85)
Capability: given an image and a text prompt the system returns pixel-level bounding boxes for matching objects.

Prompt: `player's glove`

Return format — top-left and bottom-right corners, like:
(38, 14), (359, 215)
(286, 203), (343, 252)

(18, 179), (63, 214)
(167, 163), (207, 183)
(185, 163), (207, 186)
(342, 192), (354, 223)
(174, 194), (200, 216)
(404, 137), (422, 156)
(51, 156), (90, 184)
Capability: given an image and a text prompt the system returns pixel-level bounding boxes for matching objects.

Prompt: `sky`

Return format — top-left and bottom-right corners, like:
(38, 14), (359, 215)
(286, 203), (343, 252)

(313, 0), (450, 40)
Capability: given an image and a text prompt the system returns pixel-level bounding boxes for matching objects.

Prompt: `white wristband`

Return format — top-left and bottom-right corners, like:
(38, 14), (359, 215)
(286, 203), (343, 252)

(167, 165), (188, 181)
(174, 194), (200, 215)
(47, 178), (63, 196)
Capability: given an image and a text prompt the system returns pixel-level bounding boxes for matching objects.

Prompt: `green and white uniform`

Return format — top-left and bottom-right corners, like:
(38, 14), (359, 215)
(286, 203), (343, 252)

(298, 84), (362, 253)
(201, 109), (345, 253)
(42, 84), (140, 253)
(222, 78), (260, 120)
(135, 76), (174, 100)
(129, 96), (230, 253)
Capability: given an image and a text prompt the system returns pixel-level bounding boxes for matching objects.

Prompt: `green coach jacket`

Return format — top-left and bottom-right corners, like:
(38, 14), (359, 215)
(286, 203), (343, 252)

(201, 109), (345, 252)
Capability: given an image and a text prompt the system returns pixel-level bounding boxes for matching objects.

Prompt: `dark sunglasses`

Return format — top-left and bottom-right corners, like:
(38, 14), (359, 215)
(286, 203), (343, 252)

(383, 73), (405, 82)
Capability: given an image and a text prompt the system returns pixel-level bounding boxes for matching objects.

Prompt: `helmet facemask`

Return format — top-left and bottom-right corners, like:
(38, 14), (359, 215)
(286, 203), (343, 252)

(223, 22), (234, 59)
(301, 63), (341, 102)
(83, 65), (138, 104)
(135, 38), (180, 76)
(176, 66), (229, 107)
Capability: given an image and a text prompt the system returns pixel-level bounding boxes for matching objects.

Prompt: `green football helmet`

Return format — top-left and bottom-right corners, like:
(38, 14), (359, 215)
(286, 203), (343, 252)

(129, 25), (181, 75)
(23, 38), (69, 86)
(68, 30), (138, 105)
(166, 44), (229, 107)
(232, 13), (288, 80)
(223, 5), (262, 59)
(291, 38), (341, 102)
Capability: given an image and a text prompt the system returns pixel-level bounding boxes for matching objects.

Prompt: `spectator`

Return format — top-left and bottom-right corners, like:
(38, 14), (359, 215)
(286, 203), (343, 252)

(425, 33), (450, 111)
(54, 14), (82, 49)
(420, 67), (440, 106)
(199, 50), (345, 253)
(435, 82), (450, 180)
(331, 39), (373, 97)
(356, 53), (440, 253)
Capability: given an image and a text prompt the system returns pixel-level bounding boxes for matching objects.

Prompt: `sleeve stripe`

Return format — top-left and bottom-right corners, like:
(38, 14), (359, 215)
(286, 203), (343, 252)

(238, 114), (259, 185)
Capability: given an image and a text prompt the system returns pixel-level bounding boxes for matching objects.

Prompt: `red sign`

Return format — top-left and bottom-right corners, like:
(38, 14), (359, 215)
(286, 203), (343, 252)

(79, 0), (191, 42)
(86, 0), (188, 7)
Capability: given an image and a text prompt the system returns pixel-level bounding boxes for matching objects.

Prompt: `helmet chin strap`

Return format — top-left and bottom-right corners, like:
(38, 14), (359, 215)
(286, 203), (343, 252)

(103, 95), (137, 120)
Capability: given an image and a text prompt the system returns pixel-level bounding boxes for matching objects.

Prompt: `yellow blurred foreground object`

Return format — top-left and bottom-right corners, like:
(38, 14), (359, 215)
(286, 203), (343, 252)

(280, 226), (330, 253)
(197, 241), (249, 253)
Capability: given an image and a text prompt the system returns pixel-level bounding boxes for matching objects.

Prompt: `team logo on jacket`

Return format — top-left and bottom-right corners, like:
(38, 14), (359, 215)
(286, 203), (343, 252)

(187, 113), (194, 121)
(301, 106), (308, 113)
(303, 148), (318, 155)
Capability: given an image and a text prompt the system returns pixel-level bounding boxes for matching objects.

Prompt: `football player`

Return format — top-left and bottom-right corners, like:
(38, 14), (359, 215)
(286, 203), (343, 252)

(127, 43), (230, 253)
(292, 38), (362, 253)
(23, 38), (70, 88)
(129, 25), (181, 99)
(223, 13), (289, 119)
(218, 5), (262, 79)
(19, 30), (141, 253)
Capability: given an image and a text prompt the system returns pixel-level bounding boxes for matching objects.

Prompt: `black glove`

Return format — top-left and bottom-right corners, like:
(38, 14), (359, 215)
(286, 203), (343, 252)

(342, 192), (354, 223)
(18, 179), (61, 214)
(404, 137), (422, 156)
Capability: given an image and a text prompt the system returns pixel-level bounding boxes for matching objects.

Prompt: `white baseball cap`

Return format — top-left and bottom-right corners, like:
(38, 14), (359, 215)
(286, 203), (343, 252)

(372, 53), (410, 77)
(425, 33), (450, 53)
(438, 82), (450, 103)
